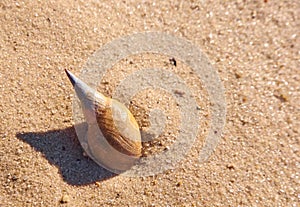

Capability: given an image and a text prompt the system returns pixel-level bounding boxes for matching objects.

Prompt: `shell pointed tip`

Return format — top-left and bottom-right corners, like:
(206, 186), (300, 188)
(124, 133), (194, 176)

(65, 69), (76, 86)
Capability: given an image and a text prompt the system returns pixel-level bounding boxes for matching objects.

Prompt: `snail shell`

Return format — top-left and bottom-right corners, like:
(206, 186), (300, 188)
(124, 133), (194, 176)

(65, 70), (142, 172)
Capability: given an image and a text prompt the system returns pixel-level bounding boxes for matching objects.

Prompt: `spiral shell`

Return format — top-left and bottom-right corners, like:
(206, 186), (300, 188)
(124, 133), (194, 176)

(65, 70), (142, 172)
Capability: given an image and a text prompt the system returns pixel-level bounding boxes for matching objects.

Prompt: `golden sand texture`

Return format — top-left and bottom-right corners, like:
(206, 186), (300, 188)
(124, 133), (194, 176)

(0, 0), (299, 206)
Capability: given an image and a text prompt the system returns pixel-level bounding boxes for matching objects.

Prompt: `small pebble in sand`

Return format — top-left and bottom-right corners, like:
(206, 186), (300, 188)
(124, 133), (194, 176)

(95, 181), (101, 187)
(60, 194), (70, 204)
(169, 57), (177, 66)
(176, 180), (183, 187)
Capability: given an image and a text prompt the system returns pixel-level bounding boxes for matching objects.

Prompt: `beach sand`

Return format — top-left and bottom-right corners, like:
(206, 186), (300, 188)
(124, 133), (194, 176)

(0, 0), (299, 206)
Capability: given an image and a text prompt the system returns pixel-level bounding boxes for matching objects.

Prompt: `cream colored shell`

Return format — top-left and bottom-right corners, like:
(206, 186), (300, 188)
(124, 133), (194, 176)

(65, 70), (142, 172)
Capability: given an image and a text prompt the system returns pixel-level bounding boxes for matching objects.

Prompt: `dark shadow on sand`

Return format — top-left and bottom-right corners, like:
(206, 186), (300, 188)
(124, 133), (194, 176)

(16, 123), (116, 186)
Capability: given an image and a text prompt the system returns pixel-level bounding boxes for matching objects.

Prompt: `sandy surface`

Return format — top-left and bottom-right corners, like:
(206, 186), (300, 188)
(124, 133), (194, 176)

(0, 0), (299, 206)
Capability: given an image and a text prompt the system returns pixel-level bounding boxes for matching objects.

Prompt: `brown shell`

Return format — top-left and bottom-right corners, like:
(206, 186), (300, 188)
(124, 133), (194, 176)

(96, 98), (141, 157)
(86, 96), (142, 172)
(65, 69), (141, 172)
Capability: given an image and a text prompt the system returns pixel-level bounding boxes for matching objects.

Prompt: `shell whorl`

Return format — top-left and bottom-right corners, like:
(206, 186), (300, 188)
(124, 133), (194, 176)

(65, 69), (142, 172)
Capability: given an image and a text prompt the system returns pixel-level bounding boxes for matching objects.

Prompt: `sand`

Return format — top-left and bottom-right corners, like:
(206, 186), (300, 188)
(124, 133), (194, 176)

(0, 0), (299, 206)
